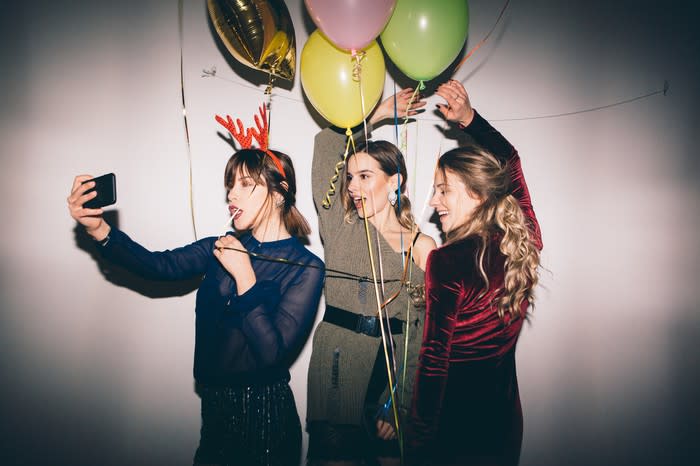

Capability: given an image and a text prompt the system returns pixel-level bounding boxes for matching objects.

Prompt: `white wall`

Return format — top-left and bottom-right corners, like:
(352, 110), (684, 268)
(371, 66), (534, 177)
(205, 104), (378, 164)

(1, 1), (698, 465)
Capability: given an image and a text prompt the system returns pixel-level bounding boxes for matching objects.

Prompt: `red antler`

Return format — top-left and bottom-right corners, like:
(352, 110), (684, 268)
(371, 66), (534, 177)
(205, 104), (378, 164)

(250, 105), (269, 151)
(215, 105), (286, 178)
(215, 114), (253, 149)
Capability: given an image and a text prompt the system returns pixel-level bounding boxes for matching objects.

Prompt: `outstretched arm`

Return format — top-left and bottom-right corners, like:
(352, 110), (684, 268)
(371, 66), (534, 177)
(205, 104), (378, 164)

(67, 175), (211, 280)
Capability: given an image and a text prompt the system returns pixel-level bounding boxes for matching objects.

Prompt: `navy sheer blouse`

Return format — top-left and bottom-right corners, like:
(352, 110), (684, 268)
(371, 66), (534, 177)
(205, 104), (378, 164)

(98, 228), (324, 386)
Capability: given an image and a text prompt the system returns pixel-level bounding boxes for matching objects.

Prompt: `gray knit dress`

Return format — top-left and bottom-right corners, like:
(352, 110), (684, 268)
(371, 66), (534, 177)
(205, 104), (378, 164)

(306, 127), (426, 429)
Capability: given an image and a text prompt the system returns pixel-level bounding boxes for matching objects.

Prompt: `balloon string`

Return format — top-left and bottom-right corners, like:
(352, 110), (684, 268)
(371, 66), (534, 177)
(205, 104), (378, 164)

(400, 86), (421, 156)
(391, 81), (405, 264)
(392, 81), (400, 146)
(264, 72), (275, 141)
(359, 196), (402, 455)
(352, 51), (370, 146)
(357, 58), (400, 447)
(368, 191), (400, 389)
(397, 225), (417, 454)
(321, 128), (354, 209)
(218, 245), (416, 287)
(370, 190), (387, 299)
(453, 0), (511, 76)
(178, 0), (198, 240)
(203, 68), (668, 123)
(491, 83), (670, 121)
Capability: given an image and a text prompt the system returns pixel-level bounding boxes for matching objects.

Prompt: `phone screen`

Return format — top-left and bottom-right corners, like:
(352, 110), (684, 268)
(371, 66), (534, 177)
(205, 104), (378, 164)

(82, 173), (117, 209)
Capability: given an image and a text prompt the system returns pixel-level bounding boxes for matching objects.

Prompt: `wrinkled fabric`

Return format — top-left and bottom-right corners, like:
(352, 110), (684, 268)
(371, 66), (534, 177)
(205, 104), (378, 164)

(307, 125), (426, 461)
(97, 229), (324, 465)
(99, 230), (324, 386)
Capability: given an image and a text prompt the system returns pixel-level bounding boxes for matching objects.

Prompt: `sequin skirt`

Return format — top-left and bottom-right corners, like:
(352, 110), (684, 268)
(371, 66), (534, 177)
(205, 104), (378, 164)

(194, 379), (301, 466)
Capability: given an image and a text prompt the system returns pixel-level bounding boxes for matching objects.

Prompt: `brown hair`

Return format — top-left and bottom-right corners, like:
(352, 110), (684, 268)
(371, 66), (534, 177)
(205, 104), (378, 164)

(437, 144), (540, 320)
(224, 149), (311, 237)
(339, 140), (415, 230)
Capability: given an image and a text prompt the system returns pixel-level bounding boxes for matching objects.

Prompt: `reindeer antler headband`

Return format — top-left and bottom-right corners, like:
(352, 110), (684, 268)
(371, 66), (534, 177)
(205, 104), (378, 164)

(215, 105), (286, 178)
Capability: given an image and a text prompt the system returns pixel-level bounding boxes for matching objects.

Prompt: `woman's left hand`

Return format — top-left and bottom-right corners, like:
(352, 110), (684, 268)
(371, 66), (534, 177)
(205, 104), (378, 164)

(435, 79), (475, 127)
(214, 235), (256, 294)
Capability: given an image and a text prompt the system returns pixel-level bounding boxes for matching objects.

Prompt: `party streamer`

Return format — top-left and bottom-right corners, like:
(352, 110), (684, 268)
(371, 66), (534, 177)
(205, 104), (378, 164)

(178, 0), (198, 240)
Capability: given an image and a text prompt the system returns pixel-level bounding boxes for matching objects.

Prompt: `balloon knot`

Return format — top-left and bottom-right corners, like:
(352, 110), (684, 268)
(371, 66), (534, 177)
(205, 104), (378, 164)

(352, 51), (366, 82)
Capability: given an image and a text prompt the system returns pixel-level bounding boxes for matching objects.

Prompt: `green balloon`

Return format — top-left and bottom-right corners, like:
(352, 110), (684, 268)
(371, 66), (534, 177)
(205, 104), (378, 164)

(380, 0), (469, 82)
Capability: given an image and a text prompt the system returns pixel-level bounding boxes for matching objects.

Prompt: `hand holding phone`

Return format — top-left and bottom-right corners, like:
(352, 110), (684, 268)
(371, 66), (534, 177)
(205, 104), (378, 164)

(81, 173), (117, 209)
(68, 174), (114, 241)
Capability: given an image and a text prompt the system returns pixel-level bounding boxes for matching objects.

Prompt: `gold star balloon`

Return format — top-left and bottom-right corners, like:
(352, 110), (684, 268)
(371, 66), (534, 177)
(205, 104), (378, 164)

(207, 0), (296, 82)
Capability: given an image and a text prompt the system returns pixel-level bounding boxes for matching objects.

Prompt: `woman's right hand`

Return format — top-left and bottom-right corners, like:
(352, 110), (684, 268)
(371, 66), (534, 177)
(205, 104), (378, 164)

(67, 175), (111, 241)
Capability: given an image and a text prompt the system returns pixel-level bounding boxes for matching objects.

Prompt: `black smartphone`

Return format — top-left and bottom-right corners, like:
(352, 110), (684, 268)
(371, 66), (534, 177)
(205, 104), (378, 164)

(82, 173), (117, 209)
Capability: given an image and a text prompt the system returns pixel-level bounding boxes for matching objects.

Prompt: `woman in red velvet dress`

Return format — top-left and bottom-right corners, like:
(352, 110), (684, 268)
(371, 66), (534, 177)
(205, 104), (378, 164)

(409, 80), (543, 466)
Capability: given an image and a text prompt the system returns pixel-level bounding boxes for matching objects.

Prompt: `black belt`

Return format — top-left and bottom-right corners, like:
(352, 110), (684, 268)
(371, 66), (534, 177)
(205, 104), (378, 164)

(323, 305), (404, 338)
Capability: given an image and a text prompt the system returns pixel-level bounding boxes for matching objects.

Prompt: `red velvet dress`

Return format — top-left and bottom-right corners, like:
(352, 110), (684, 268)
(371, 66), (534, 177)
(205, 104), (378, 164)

(409, 111), (543, 466)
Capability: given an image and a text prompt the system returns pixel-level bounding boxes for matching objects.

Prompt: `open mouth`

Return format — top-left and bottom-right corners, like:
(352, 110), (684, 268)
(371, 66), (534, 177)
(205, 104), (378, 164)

(229, 206), (243, 220)
(352, 196), (366, 211)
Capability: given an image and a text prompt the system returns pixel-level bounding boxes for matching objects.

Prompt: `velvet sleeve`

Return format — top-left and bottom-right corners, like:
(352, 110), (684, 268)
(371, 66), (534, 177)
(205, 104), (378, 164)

(409, 248), (463, 448)
(229, 259), (325, 367)
(462, 111), (543, 249)
(97, 226), (213, 280)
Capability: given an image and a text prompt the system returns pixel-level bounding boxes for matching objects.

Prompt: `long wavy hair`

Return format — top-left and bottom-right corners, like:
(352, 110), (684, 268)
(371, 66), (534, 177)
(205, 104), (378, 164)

(438, 145), (540, 320)
(224, 148), (310, 237)
(339, 140), (415, 231)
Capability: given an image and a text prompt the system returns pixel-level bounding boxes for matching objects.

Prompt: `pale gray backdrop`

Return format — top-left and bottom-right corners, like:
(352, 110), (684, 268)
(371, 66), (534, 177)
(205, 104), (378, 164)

(1, 1), (698, 465)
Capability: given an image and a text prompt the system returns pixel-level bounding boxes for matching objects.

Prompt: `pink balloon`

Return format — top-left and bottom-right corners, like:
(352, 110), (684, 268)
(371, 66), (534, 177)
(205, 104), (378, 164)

(305, 0), (396, 52)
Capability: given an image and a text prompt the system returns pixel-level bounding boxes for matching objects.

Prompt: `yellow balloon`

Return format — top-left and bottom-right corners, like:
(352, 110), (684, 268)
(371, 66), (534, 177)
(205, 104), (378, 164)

(301, 31), (385, 128)
(207, 0), (296, 81)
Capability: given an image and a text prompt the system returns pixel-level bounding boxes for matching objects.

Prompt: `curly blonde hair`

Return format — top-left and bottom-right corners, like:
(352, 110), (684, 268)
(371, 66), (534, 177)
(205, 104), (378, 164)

(438, 145), (540, 320)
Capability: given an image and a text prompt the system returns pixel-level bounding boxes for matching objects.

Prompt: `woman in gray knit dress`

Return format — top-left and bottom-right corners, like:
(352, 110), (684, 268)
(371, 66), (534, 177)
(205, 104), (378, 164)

(307, 89), (436, 466)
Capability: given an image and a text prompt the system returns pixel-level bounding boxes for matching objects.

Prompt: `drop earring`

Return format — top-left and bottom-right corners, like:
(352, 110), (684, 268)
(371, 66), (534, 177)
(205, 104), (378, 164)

(388, 189), (398, 207)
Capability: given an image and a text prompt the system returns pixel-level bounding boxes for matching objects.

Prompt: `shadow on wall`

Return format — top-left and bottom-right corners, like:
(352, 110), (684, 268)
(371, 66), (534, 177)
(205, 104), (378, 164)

(72, 210), (201, 298)
(522, 306), (700, 466)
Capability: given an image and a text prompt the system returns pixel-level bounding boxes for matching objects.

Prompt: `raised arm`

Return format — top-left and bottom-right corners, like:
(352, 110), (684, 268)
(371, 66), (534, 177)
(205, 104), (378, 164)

(436, 81), (542, 249)
(312, 126), (353, 219)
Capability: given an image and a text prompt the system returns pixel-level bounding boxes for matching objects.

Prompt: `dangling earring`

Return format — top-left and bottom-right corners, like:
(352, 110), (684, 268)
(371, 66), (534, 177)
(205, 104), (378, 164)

(388, 189), (398, 207)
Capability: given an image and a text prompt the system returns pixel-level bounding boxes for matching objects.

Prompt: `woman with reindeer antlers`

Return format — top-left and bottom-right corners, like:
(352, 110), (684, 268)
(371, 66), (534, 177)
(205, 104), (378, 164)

(67, 106), (324, 466)
(305, 89), (436, 466)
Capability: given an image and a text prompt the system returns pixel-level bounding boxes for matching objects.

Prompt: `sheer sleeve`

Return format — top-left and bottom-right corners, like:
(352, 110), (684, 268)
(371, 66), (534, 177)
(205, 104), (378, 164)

(462, 111), (543, 249)
(98, 226), (213, 280)
(228, 259), (325, 367)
